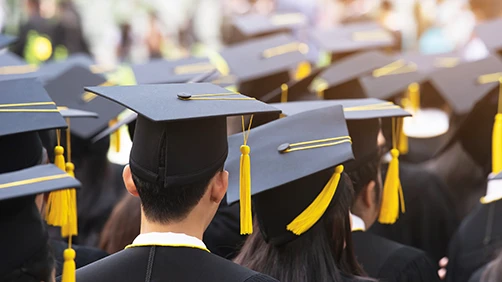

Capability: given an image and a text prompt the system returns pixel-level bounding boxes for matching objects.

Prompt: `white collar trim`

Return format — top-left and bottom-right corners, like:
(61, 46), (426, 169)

(132, 232), (207, 250)
(351, 213), (366, 232)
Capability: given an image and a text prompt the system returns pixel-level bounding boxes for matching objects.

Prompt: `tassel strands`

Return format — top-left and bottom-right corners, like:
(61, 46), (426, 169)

(287, 165), (344, 235)
(240, 115), (254, 235)
(493, 78), (502, 174)
(45, 130), (70, 227)
(378, 118), (405, 224)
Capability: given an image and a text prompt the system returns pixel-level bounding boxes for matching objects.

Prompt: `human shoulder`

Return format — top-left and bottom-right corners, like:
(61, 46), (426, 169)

(75, 248), (149, 282)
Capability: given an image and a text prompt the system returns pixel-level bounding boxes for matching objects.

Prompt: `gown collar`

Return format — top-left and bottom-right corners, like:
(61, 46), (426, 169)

(350, 213), (366, 232)
(127, 232), (209, 252)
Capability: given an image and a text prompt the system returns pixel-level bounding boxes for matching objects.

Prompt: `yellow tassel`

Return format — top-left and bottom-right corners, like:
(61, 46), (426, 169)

(493, 113), (502, 174)
(397, 117), (408, 155)
(239, 145), (253, 235)
(280, 84), (288, 103)
(61, 162), (78, 238)
(378, 149), (405, 224)
(287, 165), (344, 235)
(45, 146), (70, 227)
(61, 248), (76, 282)
(408, 83), (420, 114)
(110, 119), (121, 153)
(294, 61), (311, 81)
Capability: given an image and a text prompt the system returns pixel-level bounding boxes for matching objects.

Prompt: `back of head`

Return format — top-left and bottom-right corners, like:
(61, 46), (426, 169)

(131, 116), (227, 223)
(235, 171), (364, 282)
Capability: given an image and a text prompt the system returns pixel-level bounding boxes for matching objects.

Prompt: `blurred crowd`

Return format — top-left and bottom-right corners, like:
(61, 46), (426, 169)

(2, 0), (501, 66)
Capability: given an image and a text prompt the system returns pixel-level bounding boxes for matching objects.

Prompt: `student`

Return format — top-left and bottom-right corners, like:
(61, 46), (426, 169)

(228, 105), (372, 281)
(273, 99), (440, 282)
(75, 83), (280, 282)
(0, 164), (82, 282)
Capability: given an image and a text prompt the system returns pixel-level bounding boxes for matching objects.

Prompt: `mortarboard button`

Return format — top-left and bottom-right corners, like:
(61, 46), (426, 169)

(277, 143), (290, 153)
(177, 93), (192, 100)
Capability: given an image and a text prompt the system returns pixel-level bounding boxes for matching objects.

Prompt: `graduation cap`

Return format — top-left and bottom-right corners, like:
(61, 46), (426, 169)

(0, 78), (67, 137)
(437, 71), (502, 177)
(232, 12), (308, 39)
(0, 33), (16, 49)
(260, 66), (325, 103)
(0, 164), (81, 279)
(0, 78), (66, 174)
(429, 55), (502, 116)
(226, 105), (353, 244)
(218, 33), (309, 98)
(315, 50), (394, 99)
(474, 18), (502, 56)
(85, 83), (280, 233)
(131, 57), (218, 85)
(310, 22), (396, 62)
(43, 65), (124, 139)
(270, 98), (410, 224)
(89, 69), (219, 143)
(0, 51), (39, 82)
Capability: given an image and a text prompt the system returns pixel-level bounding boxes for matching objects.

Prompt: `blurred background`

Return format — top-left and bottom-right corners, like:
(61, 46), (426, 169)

(1, 0), (499, 67)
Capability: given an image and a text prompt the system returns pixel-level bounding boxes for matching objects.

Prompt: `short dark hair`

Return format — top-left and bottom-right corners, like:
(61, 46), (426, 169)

(2, 242), (55, 282)
(132, 168), (222, 223)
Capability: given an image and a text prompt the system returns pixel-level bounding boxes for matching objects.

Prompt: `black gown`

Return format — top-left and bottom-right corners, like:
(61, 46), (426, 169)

(74, 246), (278, 282)
(204, 201), (245, 259)
(50, 239), (108, 277)
(446, 200), (502, 282)
(352, 231), (440, 282)
(370, 162), (458, 262)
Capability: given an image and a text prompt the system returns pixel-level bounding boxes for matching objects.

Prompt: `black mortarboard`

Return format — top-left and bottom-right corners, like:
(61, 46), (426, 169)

(84, 83), (280, 187)
(0, 34), (16, 49)
(316, 50), (394, 99)
(429, 55), (502, 116)
(0, 52), (38, 82)
(260, 66), (325, 103)
(0, 78), (67, 173)
(0, 78), (67, 137)
(232, 12), (307, 38)
(474, 18), (502, 56)
(437, 83), (499, 176)
(310, 22), (396, 61)
(36, 53), (97, 82)
(131, 57), (217, 85)
(43, 65), (124, 139)
(58, 107), (99, 119)
(0, 164), (81, 278)
(269, 99), (410, 224)
(0, 52), (25, 66)
(88, 69), (219, 144)
(219, 33), (309, 98)
(226, 105), (353, 245)
(271, 99), (410, 167)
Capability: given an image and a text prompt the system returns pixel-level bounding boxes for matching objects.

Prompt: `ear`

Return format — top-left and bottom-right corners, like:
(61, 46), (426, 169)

(362, 180), (376, 209)
(209, 170), (228, 204)
(123, 165), (139, 197)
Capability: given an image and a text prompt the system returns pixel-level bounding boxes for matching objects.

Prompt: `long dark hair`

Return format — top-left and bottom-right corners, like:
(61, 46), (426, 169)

(234, 174), (373, 282)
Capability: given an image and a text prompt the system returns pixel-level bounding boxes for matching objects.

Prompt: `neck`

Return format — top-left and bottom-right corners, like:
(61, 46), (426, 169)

(140, 212), (205, 241)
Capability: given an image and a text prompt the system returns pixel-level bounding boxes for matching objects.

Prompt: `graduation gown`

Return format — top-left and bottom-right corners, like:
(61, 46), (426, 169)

(204, 200), (245, 259)
(50, 239), (108, 277)
(75, 232), (278, 282)
(370, 162), (458, 262)
(352, 230), (440, 282)
(446, 200), (502, 282)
